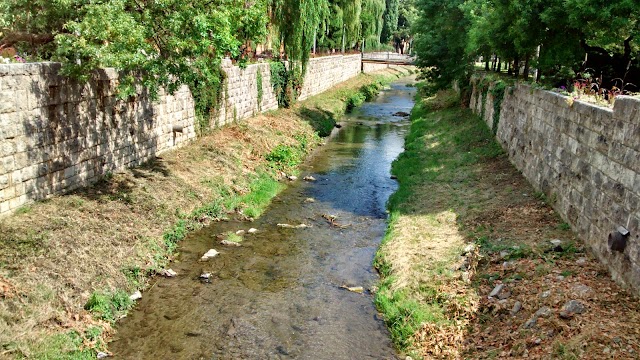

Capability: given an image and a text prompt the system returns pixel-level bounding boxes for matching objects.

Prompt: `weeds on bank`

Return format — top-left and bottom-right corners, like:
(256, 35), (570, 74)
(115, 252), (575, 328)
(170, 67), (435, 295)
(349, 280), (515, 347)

(84, 291), (132, 323)
(374, 87), (503, 357)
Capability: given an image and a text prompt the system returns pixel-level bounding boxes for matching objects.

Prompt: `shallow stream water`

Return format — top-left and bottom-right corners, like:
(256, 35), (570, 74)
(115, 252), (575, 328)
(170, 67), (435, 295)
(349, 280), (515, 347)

(109, 77), (416, 359)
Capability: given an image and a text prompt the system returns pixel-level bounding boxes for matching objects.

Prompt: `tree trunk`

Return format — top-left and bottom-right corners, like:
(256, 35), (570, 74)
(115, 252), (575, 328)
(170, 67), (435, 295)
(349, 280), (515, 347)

(523, 55), (530, 81)
(507, 61), (512, 75)
(497, 58), (501, 73)
(0, 32), (55, 50)
(514, 56), (520, 79)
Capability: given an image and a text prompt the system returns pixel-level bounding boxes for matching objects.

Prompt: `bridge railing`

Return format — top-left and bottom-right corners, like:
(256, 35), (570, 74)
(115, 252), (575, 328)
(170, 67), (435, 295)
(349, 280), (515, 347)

(362, 52), (416, 64)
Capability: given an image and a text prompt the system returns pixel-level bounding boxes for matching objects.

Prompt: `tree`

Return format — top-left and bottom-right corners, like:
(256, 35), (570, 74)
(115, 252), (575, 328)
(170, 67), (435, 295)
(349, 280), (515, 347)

(361, 0), (386, 50)
(271, 0), (329, 65)
(413, 0), (471, 88)
(341, 0), (363, 51)
(49, 0), (270, 130)
(392, 0), (416, 53)
(380, 0), (398, 44)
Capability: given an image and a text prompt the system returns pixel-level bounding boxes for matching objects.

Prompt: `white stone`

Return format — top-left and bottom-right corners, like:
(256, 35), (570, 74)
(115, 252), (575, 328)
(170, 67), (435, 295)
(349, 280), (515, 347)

(201, 249), (220, 261)
(550, 239), (563, 246)
(160, 269), (177, 277)
(248, 228), (258, 234)
(129, 291), (142, 301)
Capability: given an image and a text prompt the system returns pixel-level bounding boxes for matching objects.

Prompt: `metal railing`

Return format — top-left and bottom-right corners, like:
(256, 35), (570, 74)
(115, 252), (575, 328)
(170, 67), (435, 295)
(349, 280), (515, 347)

(362, 52), (416, 64)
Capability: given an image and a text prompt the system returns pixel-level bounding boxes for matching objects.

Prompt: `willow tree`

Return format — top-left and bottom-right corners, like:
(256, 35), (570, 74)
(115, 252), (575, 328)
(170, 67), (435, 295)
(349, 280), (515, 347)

(314, 0), (363, 53)
(361, 0), (386, 50)
(271, 0), (329, 68)
(317, 1), (345, 51)
(340, 0), (363, 51)
(269, 0), (329, 105)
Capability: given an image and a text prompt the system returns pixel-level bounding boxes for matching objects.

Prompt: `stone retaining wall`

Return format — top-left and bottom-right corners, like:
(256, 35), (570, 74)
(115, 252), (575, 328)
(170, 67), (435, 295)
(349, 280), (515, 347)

(298, 54), (362, 100)
(0, 64), (197, 215)
(470, 80), (640, 292)
(215, 61), (278, 126)
(0, 54), (364, 215)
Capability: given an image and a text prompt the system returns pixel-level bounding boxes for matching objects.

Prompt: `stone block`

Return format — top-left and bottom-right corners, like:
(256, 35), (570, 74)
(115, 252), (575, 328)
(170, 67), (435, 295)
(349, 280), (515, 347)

(613, 96), (640, 123)
(8, 195), (23, 210)
(0, 91), (16, 113)
(0, 199), (9, 213)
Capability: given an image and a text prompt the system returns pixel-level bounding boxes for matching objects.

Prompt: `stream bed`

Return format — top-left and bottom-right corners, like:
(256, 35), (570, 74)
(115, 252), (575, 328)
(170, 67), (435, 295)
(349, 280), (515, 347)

(109, 77), (416, 359)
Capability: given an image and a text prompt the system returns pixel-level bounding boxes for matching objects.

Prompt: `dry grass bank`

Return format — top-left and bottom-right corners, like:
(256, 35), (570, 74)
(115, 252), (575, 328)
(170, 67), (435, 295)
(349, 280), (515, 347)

(0, 68), (411, 359)
(375, 88), (640, 359)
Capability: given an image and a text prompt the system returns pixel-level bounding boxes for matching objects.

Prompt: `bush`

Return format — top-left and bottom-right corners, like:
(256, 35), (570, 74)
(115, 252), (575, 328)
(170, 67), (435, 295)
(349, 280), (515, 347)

(345, 92), (366, 112)
(360, 82), (382, 101)
(266, 144), (302, 170)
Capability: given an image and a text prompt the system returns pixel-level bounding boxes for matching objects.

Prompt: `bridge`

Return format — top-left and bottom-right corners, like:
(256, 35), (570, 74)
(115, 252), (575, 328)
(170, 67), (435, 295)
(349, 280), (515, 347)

(362, 52), (416, 65)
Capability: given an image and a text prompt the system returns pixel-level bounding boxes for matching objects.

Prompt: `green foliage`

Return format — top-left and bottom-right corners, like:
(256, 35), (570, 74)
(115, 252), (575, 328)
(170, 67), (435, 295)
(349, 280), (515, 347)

(163, 219), (188, 252)
(265, 132), (318, 171)
(392, 0), (416, 53)
(298, 108), (337, 137)
(414, 0), (639, 88)
(269, 61), (303, 108)
(256, 68), (264, 111)
(341, 0), (363, 48)
(381, 0), (399, 44)
(84, 290), (133, 323)
(223, 232), (244, 243)
(413, 0), (472, 89)
(271, 0), (329, 72)
(360, 81), (383, 100)
(558, 222), (571, 231)
(361, 0), (386, 50)
(375, 286), (446, 349)
(266, 144), (303, 170)
(375, 87), (508, 352)
(233, 172), (285, 219)
(489, 81), (507, 134)
(345, 92), (366, 112)
(2, 0), (269, 135)
(122, 266), (145, 289)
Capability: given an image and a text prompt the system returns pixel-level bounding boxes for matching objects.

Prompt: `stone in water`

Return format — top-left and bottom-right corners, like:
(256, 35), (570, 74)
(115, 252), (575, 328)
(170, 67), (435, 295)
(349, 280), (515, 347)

(201, 249), (220, 260)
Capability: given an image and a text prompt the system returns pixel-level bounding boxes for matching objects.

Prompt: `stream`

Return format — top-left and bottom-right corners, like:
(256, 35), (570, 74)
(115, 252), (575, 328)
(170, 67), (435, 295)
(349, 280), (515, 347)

(109, 76), (416, 359)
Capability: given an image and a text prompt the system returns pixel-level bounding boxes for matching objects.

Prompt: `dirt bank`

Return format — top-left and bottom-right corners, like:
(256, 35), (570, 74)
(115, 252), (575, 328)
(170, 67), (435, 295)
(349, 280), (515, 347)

(375, 88), (640, 359)
(0, 68), (412, 359)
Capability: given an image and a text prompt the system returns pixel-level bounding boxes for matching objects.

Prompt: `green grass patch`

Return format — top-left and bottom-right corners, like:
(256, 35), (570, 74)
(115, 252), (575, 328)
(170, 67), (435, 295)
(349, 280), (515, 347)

(266, 144), (304, 171)
(14, 331), (95, 360)
(375, 85), (506, 354)
(230, 171), (285, 219)
(84, 290), (133, 323)
(375, 286), (449, 349)
(223, 232), (244, 243)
